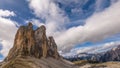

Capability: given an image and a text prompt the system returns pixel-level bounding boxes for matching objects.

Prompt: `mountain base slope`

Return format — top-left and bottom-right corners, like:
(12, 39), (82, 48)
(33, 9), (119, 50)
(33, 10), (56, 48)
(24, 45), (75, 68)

(1, 56), (78, 68)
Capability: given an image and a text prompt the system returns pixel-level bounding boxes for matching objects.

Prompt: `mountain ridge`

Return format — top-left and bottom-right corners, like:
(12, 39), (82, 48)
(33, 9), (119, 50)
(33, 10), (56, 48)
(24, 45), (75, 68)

(0, 22), (78, 68)
(65, 45), (120, 63)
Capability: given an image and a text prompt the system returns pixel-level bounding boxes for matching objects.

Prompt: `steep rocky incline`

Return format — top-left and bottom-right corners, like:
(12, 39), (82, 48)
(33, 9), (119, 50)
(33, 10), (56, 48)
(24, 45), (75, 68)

(100, 45), (120, 62)
(0, 22), (78, 68)
(5, 23), (59, 61)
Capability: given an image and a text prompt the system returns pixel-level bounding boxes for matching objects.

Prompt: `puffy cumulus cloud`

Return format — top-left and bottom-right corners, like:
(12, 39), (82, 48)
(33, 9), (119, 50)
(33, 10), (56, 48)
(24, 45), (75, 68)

(55, 1), (120, 52)
(0, 9), (18, 57)
(28, 0), (120, 54)
(28, 0), (69, 36)
(0, 9), (15, 17)
(0, 40), (13, 57)
(62, 41), (120, 57)
(83, 42), (119, 53)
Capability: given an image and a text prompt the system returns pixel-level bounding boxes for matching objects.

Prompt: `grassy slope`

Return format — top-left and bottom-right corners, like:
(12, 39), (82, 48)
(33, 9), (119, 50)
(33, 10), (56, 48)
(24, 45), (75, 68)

(73, 60), (120, 68)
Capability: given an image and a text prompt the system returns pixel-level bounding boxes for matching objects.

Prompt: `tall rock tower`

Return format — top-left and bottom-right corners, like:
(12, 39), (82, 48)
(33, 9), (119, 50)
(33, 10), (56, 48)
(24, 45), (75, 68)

(5, 22), (59, 61)
(1, 22), (78, 68)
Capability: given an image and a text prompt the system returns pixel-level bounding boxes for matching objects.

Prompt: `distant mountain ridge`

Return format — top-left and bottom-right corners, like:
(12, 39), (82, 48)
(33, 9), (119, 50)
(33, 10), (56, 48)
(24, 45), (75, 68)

(65, 45), (120, 63)
(100, 45), (120, 62)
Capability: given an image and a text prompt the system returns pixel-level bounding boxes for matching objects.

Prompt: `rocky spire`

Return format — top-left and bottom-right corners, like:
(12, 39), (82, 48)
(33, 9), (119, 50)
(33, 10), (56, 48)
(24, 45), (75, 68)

(34, 25), (48, 58)
(5, 22), (59, 61)
(48, 36), (59, 59)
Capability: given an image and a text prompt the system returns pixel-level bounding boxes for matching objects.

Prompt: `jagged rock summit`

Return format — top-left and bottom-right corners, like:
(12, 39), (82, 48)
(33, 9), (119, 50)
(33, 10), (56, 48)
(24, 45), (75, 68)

(0, 22), (78, 68)
(5, 22), (59, 61)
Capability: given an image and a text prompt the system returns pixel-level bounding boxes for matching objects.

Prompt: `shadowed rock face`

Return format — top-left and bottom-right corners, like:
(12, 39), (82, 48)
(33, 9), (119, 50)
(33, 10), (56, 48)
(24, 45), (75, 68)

(5, 22), (59, 61)
(0, 23), (79, 68)
(100, 45), (120, 62)
(48, 36), (59, 59)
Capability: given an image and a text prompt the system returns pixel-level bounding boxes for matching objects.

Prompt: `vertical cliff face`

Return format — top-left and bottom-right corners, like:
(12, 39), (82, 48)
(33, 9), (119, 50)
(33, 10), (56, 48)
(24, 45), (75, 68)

(0, 22), (79, 68)
(34, 25), (48, 58)
(5, 22), (59, 61)
(48, 36), (59, 59)
(100, 45), (120, 62)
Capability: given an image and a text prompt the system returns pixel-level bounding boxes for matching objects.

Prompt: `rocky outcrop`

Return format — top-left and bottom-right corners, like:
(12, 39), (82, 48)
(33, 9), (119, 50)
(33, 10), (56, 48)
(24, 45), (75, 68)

(34, 25), (48, 58)
(100, 45), (120, 62)
(5, 22), (59, 61)
(0, 22), (79, 68)
(48, 36), (59, 59)
(65, 45), (120, 63)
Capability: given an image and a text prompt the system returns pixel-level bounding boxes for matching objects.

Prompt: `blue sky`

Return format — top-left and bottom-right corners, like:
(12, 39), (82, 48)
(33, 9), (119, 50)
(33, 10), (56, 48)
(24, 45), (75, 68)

(0, 0), (120, 60)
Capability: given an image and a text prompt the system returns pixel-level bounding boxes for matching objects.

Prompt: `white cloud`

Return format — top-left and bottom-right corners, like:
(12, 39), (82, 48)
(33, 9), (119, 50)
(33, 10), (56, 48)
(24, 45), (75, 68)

(0, 0), (119, 58)
(62, 41), (120, 57)
(28, 0), (120, 54)
(55, 1), (120, 52)
(0, 9), (18, 57)
(0, 9), (15, 17)
(28, 0), (69, 36)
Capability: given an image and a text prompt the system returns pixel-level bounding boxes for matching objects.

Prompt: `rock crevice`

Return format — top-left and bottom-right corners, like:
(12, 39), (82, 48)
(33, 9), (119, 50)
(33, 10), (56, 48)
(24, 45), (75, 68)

(5, 22), (59, 61)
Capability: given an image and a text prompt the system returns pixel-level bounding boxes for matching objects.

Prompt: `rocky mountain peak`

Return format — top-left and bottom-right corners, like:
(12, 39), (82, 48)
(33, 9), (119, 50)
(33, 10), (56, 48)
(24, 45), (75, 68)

(5, 22), (59, 61)
(28, 22), (33, 28)
(39, 25), (46, 30)
(48, 36), (59, 59)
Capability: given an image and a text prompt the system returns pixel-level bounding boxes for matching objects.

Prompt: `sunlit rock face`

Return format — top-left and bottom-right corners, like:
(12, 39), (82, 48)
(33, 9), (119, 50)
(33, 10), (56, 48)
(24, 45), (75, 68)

(5, 22), (59, 61)
(1, 23), (78, 68)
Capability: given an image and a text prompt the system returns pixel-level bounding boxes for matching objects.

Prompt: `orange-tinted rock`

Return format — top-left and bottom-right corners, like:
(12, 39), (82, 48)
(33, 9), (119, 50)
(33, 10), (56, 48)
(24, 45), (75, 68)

(34, 25), (48, 58)
(5, 22), (35, 61)
(5, 22), (59, 61)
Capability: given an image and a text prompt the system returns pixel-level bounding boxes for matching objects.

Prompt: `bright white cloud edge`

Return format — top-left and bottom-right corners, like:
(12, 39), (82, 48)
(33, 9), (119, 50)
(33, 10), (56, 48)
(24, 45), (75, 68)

(28, 0), (120, 54)
(0, 9), (18, 57)
(0, 0), (120, 61)
(55, 1), (120, 52)
(62, 41), (120, 57)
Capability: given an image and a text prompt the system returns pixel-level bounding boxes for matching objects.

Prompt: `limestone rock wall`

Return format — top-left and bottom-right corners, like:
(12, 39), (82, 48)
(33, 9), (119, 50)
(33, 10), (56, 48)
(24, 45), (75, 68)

(5, 22), (59, 61)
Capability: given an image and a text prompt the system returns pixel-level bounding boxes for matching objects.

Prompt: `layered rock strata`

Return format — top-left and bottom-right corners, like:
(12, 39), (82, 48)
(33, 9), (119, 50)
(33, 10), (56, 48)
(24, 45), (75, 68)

(5, 22), (59, 61)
